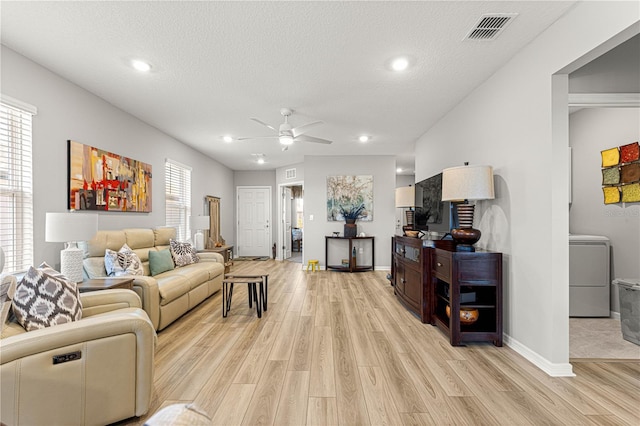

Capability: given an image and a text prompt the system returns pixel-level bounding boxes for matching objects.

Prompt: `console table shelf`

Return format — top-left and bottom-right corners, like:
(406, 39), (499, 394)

(325, 236), (375, 272)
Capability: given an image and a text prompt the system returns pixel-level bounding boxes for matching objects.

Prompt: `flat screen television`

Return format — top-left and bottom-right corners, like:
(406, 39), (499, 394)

(413, 173), (454, 234)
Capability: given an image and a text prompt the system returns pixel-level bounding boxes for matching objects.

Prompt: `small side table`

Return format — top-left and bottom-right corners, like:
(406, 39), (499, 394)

(200, 245), (234, 273)
(78, 277), (134, 293)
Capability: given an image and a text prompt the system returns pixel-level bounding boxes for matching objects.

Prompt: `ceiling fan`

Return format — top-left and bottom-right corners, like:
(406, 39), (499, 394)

(238, 108), (332, 151)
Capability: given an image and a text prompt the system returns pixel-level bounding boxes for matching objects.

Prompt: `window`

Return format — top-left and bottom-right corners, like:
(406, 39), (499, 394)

(165, 159), (191, 241)
(0, 96), (36, 274)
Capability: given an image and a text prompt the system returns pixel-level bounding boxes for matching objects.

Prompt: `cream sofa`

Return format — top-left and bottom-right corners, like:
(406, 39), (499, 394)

(82, 228), (224, 331)
(1, 284), (155, 426)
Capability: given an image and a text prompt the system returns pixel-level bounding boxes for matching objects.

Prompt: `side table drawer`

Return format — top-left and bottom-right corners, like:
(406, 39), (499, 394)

(433, 252), (451, 281)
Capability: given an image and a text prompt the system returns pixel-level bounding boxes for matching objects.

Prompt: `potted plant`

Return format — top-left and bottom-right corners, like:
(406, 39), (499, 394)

(340, 203), (366, 236)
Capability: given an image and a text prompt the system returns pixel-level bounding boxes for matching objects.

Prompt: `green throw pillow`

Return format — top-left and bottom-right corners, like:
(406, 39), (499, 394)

(149, 249), (175, 276)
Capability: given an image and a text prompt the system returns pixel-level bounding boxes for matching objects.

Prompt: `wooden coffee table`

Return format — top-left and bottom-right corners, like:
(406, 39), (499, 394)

(78, 277), (134, 293)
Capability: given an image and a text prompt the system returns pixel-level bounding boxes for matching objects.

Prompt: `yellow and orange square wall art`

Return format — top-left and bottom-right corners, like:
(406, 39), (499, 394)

(68, 140), (152, 212)
(600, 141), (640, 205)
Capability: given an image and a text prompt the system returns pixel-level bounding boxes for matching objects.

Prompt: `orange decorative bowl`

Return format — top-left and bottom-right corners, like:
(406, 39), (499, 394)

(445, 305), (479, 325)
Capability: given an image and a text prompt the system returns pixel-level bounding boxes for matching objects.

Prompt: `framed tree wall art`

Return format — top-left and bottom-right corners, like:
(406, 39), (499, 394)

(68, 140), (153, 212)
(326, 175), (373, 221)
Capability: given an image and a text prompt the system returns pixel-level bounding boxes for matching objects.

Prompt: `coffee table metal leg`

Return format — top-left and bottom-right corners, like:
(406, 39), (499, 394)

(252, 282), (262, 318)
(222, 282), (228, 318)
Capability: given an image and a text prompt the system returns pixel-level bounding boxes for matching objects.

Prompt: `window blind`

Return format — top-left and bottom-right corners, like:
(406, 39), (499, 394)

(0, 98), (36, 274)
(165, 159), (191, 241)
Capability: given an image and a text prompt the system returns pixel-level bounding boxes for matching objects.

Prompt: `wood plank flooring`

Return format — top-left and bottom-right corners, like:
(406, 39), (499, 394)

(118, 260), (640, 425)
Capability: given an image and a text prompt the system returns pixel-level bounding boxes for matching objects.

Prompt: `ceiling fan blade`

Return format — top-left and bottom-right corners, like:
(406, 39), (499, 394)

(236, 136), (279, 141)
(250, 118), (278, 132)
(291, 121), (323, 138)
(295, 134), (333, 144)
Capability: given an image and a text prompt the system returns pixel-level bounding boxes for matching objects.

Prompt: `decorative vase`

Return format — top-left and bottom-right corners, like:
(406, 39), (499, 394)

(344, 221), (357, 237)
(445, 305), (479, 325)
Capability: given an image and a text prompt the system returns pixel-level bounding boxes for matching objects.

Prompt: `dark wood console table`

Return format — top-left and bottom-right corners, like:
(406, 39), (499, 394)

(391, 235), (502, 346)
(325, 236), (375, 272)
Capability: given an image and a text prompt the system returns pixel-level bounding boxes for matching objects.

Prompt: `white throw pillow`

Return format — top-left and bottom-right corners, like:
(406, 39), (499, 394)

(169, 239), (199, 267)
(105, 244), (144, 277)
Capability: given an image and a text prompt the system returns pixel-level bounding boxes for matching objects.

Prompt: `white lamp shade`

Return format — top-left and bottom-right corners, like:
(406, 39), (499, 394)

(190, 215), (210, 231)
(45, 212), (98, 242)
(395, 186), (415, 208)
(441, 165), (495, 201)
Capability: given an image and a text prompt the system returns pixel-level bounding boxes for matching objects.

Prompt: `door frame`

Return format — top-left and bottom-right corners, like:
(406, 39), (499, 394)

(276, 181), (304, 261)
(235, 185), (272, 258)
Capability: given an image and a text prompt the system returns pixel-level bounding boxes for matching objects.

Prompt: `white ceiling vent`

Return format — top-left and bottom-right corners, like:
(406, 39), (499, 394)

(285, 168), (296, 179)
(465, 13), (518, 41)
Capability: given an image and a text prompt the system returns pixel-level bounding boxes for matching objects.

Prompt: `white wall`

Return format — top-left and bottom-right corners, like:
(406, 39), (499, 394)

(304, 155), (396, 269)
(414, 2), (639, 374)
(1, 46), (235, 268)
(569, 108), (640, 312)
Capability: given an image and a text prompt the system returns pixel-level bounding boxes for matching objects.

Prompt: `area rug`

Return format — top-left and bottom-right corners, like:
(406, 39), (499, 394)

(234, 256), (270, 261)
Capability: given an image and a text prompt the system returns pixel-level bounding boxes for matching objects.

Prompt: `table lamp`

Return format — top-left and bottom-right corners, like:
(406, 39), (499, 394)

(45, 212), (98, 282)
(190, 215), (210, 251)
(441, 163), (495, 251)
(395, 185), (416, 235)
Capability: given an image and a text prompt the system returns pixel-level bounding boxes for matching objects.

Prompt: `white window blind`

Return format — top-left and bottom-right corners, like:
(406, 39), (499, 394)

(165, 159), (191, 241)
(0, 97), (36, 274)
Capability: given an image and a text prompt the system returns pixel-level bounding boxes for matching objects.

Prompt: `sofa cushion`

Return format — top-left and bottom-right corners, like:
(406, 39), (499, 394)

(154, 227), (176, 247)
(171, 265), (211, 290)
(170, 240), (199, 267)
(12, 265), (82, 331)
(125, 228), (155, 250)
(149, 249), (175, 277)
(105, 244), (144, 277)
(155, 275), (191, 305)
(85, 230), (127, 257)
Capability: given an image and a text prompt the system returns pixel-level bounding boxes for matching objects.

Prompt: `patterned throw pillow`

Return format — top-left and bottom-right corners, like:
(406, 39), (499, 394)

(12, 265), (83, 331)
(105, 244), (144, 277)
(169, 239), (199, 267)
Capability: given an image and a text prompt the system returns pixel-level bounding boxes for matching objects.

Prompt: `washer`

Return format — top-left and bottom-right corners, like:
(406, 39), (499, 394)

(569, 234), (610, 317)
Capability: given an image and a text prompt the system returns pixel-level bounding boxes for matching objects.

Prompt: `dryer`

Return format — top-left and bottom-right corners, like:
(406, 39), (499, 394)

(569, 234), (610, 317)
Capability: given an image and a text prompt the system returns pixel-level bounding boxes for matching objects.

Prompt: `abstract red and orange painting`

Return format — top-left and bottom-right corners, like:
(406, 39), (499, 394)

(68, 140), (152, 212)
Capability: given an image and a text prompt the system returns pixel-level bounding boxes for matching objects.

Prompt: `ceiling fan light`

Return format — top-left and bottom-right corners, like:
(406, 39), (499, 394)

(223, 135), (233, 143)
(257, 158), (265, 164)
(359, 135), (370, 143)
(279, 135), (294, 145)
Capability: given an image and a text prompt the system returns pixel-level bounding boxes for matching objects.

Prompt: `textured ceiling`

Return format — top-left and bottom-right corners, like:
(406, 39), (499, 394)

(1, 1), (576, 172)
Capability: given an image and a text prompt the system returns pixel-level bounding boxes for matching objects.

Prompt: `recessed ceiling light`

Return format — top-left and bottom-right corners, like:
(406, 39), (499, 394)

(391, 57), (409, 71)
(131, 59), (151, 72)
(223, 135), (233, 143)
(396, 168), (403, 173)
(359, 135), (370, 143)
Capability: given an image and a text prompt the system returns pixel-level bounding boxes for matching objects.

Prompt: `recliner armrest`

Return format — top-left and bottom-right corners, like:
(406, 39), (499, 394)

(0, 308), (155, 364)
(198, 252), (224, 263)
(80, 289), (142, 317)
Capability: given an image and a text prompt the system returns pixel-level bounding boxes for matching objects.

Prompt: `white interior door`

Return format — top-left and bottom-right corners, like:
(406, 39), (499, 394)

(237, 186), (271, 257)
(283, 187), (292, 259)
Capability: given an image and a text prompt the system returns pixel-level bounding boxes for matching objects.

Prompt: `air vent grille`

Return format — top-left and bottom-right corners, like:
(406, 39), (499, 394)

(465, 13), (518, 41)
(285, 168), (296, 179)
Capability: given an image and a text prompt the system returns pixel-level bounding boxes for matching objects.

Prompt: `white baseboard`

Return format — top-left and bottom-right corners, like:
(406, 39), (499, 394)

(503, 334), (575, 377)
(610, 311), (620, 320)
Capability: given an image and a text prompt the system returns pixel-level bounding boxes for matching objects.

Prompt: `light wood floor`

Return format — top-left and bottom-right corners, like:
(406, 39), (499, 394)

(120, 260), (640, 425)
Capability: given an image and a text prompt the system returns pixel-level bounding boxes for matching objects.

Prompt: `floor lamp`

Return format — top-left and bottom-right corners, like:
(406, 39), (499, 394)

(441, 163), (495, 251)
(45, 212), (98, 283)
(190, 215), (210, 251)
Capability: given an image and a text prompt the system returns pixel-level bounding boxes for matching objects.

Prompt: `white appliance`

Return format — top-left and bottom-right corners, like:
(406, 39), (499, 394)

(569, 234), (610, 317)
